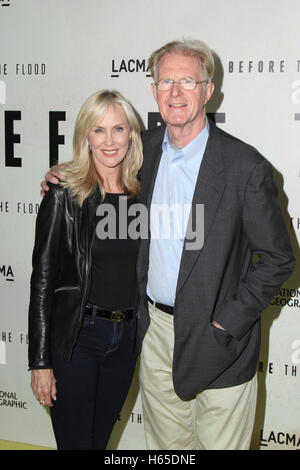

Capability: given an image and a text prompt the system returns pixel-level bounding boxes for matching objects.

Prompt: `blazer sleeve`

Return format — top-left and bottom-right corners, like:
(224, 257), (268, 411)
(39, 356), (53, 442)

(213, 160), (295, 341)
(28, 185), (63, 370)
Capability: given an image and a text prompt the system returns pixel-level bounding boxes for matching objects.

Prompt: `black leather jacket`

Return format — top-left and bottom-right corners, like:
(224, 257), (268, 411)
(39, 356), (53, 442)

(28, 183), (138, 370)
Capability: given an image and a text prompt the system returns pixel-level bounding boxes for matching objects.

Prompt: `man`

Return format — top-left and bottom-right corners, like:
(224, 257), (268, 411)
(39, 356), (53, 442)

(43, 39), (295, 450)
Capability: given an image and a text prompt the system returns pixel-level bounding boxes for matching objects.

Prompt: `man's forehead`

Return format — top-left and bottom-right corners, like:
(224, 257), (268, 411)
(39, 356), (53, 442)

(157, 52), (203, 75)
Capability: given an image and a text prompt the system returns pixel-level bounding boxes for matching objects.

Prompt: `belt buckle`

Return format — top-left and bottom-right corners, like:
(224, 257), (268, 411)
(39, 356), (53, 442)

(111, 310), (125, 322)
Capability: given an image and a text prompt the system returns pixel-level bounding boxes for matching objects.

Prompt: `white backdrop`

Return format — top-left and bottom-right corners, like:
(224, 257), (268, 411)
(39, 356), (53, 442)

(0, 0), (299, 450)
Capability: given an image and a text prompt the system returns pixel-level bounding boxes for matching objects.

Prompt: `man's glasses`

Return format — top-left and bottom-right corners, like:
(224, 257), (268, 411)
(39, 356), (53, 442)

(154, 78), (208, 91)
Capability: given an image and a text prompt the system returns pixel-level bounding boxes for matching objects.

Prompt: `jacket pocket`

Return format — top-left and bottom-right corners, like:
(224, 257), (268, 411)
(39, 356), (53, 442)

(210, 323), (236, 352)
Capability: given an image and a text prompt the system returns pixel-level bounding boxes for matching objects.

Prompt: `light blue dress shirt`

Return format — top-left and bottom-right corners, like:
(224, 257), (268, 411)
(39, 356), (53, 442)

(147, 118), (210, 306)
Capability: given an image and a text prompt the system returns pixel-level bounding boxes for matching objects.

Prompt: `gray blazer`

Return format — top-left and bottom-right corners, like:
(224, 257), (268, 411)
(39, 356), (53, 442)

(136, 120), (295, 399)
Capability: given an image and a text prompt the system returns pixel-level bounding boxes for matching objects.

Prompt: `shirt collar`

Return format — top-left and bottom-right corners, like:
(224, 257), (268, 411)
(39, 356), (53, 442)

(162, 117), (210, 164)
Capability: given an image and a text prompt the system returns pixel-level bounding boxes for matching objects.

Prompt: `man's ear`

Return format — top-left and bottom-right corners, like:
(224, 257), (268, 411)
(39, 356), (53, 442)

(205, 81), (215, 105)
(152, 82), (158, 103)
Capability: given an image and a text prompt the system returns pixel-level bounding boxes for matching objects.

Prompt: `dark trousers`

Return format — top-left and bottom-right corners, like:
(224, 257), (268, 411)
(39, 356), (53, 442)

(50, 314), (137, 450)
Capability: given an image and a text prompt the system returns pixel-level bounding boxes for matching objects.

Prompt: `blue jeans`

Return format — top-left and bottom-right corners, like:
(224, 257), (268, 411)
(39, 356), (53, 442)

(50, 314), (137, 450)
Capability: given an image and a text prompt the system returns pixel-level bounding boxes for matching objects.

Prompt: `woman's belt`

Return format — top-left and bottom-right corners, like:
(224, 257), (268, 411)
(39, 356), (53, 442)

(85, 304), (134, 322)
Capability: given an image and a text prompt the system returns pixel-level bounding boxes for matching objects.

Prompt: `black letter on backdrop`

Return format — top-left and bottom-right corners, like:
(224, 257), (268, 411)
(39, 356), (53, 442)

(147, 112), (164, 129)
(5, 111), (22, 167)
(49, 111), (66, 166)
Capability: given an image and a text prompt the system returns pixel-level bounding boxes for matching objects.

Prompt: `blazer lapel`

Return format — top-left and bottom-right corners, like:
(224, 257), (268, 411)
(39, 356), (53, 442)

(140, 126), (165, 207)
(137, 126), (165, 286)
(176, 123), (226, 296)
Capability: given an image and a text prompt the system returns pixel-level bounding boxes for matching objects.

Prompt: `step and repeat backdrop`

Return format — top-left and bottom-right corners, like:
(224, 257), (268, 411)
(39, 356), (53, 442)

(0, 0), (299, 450)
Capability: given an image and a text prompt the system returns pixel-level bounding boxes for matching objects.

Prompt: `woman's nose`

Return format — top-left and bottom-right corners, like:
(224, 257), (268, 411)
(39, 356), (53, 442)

(104, 132), (114, 146)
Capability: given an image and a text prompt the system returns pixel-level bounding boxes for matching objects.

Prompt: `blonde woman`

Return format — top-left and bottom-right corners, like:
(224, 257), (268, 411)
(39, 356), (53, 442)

(28, 90), (142, 450)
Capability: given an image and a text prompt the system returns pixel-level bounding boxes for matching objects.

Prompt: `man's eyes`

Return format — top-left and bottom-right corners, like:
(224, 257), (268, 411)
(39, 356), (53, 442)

(162, 78), (193, 84)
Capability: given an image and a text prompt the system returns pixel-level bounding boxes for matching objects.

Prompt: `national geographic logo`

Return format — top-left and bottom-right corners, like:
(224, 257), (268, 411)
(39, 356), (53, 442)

(0, 390), (27, 410)
(270, 288), (300, 308)
(0, 0), (11, 7)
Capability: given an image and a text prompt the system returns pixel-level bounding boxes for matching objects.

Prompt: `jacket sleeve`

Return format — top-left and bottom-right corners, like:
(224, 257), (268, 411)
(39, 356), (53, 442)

(213, 160), (295, 341)
(28, 185), (63, 369)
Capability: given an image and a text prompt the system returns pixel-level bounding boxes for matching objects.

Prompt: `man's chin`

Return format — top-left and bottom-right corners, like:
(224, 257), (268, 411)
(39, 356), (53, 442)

(165, 120), (187, 128)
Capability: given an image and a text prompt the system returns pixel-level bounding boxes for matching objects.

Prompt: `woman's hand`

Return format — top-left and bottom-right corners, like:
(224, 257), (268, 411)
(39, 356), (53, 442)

(31, 369), (57, 407)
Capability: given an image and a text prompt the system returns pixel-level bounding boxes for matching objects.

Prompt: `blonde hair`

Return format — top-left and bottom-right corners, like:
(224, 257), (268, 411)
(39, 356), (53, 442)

(62, 90), (142, 206)
(149, 39), (215, 83)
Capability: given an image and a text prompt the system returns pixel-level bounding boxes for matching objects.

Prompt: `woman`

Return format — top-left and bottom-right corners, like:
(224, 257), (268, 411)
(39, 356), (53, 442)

(28, 90), (143, 450)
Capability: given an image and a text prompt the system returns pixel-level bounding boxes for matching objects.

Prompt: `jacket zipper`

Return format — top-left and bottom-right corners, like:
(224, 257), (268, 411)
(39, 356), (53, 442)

(68, 229), (96, 362)
(80, 229), (96, 319)
(54, 286), (80, 293)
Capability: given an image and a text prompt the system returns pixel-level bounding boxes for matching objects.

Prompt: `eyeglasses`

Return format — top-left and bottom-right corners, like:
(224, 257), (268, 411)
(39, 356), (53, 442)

(154, 78), (209, 91)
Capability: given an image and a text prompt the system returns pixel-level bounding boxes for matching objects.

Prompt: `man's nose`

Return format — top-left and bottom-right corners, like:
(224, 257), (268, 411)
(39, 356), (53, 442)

(170, 82), (182, 97)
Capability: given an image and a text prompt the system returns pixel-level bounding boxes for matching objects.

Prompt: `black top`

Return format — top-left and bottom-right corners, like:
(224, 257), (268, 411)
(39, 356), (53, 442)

(87, 193), (138, 310)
